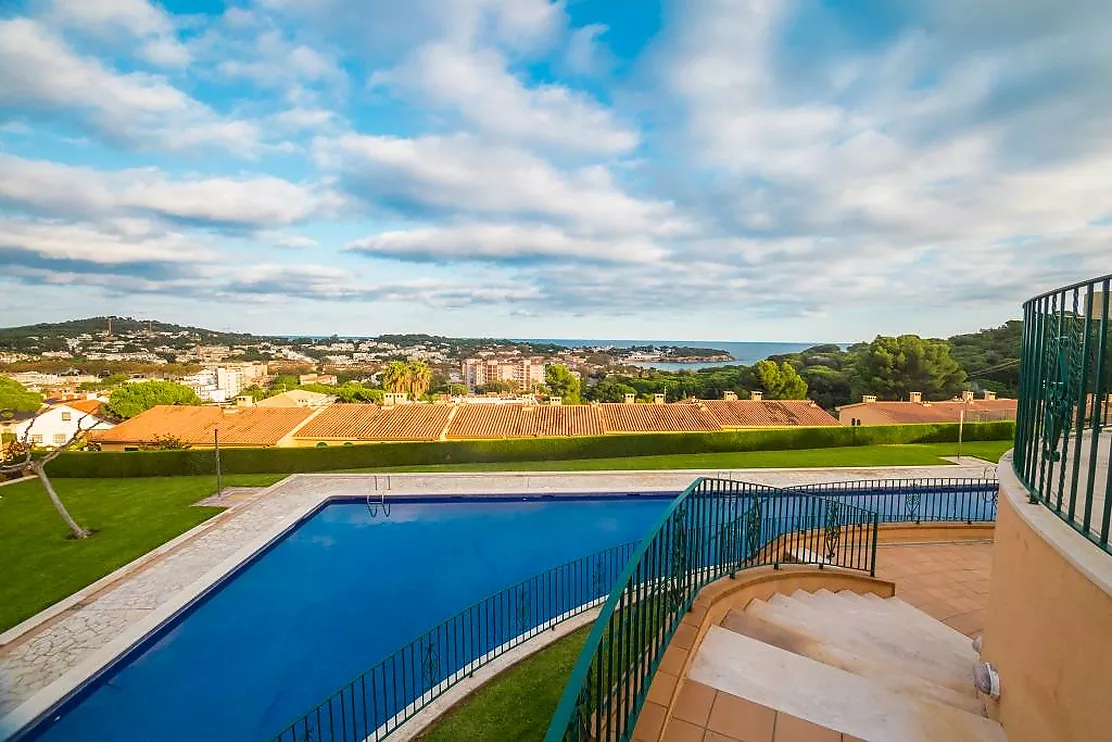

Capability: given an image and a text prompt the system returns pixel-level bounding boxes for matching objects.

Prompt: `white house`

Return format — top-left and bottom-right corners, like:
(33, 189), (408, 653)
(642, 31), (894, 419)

(14, 399), (114, 448)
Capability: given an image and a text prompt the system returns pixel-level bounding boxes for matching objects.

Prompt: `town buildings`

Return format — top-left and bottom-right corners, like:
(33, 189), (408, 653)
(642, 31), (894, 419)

(461, 357), (548, 391)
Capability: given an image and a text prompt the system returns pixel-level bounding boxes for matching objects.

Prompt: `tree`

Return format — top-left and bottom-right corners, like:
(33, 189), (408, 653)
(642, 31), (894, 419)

(382, 361), (410, 394)
(854, 335), (966, 401)
(408, 361), (432, 398)
(448, 383), (469, 396)
(545, 364), (581, 404)
(587, 378), (638, 402)
(0, 377), (42, 414)
(1, 413), (98, 538)
(106, 381), (201, 419)
(753, 360), (808, 399)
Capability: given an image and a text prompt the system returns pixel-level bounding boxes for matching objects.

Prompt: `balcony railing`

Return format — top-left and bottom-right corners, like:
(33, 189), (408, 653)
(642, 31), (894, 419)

(785, 477), (999, 525)
(544, 478), (880, 742)
(1014, 273), (1112, 553)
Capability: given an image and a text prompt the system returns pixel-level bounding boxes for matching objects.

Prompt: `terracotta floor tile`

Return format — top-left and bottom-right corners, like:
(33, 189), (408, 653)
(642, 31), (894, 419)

(663, 717), (708, 742)
(707, 692), (776, 742)
(659, 645), (687, 676)
(633, 700), (668, 742)
(773, 714), (841, 742)
(672, 681), (717, 727)
(672, 623), (698, 651)
(647, 670), (679, 706)
(705, 732), (743, 742)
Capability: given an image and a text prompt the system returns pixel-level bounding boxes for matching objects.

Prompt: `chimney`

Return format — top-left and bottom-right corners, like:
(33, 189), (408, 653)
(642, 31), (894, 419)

(983, 390), (997, 401)
(624, 393), (636, 404)
(550, 396), (562, 406)
(750, 390), (763, 401)
(724, 391), (738, 401)
(235, 395), (254, 407)
(909, 391), (922, 404)
(962, 390), (974, 402)
(653, 393), (665, 405)
(862, 395), (877, 404)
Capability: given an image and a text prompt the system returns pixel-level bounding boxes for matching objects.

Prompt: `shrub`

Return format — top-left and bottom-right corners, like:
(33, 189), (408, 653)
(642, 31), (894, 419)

(48, 421), (1015, 478)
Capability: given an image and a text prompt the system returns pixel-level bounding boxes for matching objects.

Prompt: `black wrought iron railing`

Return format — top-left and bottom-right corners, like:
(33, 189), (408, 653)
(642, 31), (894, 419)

(785, 477), (999, 525)
(272, 541), (637, 742)
(544, 477), (880, 742)
(1014, 274), (1112, 552)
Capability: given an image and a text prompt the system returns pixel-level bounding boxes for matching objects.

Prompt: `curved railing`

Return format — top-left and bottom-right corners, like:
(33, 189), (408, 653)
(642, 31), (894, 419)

(1014, 274), (1112, 552)
(785, 477), (999, 524)
(544, 478), (880, 741)
(272, 541), (637, 742)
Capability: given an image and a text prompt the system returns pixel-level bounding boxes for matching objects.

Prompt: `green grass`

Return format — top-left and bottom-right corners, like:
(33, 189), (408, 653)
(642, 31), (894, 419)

(421, 625), (590, 742)
(0, 473), (284, 632)
(344, 441), (1013, 474)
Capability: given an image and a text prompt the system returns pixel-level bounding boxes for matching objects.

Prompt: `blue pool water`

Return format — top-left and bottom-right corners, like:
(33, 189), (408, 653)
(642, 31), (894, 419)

(26, 495), (672, 742)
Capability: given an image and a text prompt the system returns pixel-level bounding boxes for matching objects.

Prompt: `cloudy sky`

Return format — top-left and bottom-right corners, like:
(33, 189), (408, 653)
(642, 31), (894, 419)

(1, 0), (1110, 341)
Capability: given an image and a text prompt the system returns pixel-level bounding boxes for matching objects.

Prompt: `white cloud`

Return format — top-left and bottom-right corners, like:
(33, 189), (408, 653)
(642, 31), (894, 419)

(221, 264), (540, 306)
(564, 24), (608, 75)
(212, 29), (346, 89)
(0, 217), (212, 265)
(347, 223), (666, 264)
(371, 42), (636, 155)
(0, 19), (259, 154)
(314, 133), (678, 236)
(43, 0), (191, 67)
(0, 154), (330, 227)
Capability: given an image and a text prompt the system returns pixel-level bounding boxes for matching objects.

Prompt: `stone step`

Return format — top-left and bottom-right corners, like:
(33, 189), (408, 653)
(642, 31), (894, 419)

(743, 592), (977, 698)
(689, 625), (1007, 742)
(721, 609), (984, 715)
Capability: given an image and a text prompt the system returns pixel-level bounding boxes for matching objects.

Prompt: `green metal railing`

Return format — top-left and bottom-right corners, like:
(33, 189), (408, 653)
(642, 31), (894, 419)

(544, 478), (879, 741)
(272, 541), (637, 742)
(1014, 273), (1112, 552)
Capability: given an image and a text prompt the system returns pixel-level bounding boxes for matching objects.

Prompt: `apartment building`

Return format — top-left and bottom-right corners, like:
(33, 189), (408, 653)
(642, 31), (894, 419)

(461, 357), (547, 391)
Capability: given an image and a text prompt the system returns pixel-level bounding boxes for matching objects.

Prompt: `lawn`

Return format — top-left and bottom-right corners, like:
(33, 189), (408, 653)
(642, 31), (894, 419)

(421, 625), (589, 742)
(347, 441), (1013, 474)
(0, 473), (284, 632)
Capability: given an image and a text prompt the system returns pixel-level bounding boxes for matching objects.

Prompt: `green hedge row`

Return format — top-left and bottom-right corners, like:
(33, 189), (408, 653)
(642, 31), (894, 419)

(49, 421), (1015, 478)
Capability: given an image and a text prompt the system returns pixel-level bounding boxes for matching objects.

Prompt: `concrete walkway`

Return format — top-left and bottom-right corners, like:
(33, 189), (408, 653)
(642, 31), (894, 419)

(0, 464), (995, 732)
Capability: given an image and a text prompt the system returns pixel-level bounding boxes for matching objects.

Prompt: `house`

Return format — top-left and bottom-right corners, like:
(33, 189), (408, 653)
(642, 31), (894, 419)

(836, 390), (1018, 426)
(291, 403), (454, 445)
(255, 389), (335, 408)
(14, 399), (114, 448)
(89, 406), (317, 451)
(699, 395), (839, 428)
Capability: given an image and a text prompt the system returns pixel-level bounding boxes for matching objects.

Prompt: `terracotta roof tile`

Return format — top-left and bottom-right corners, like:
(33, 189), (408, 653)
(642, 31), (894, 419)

(446, 404), (605, 439)
(597, 403), (723, 433)
(700, 399), (839, 427)
(839, 399), (1018, 424)
(90, 405), (314, 446)
(61, 399), (109, 418)
(293, 404), (453, 441)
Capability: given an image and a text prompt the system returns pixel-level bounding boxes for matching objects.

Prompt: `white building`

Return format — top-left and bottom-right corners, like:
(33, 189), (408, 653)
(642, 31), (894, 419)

(15, 400), (114, 448)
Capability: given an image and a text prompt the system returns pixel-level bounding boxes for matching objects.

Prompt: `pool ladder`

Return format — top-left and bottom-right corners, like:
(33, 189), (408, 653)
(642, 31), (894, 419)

(366, 476), (391, 517)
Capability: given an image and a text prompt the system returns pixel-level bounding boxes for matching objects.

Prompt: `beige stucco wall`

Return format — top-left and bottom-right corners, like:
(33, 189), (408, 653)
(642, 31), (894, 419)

(982, 458), (1112, 742)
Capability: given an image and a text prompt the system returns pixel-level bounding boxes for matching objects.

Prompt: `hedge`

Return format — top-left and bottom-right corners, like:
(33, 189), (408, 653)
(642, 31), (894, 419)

(48, 421), (1015, 478)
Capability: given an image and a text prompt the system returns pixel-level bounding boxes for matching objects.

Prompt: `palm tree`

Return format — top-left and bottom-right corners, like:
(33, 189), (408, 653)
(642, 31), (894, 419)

(382, 361), (411, 395)
(409, 361), (432, 399)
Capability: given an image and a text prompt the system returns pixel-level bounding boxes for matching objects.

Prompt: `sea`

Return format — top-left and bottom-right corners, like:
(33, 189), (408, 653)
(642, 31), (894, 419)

(520, 339), (845, 371)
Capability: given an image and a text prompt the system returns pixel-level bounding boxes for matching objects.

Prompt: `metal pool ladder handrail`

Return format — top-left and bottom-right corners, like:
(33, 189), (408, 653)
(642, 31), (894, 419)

(544, 477), (881, 742)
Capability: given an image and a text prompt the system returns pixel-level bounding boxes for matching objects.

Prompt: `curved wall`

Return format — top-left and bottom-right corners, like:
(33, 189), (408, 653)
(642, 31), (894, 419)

(983, 456), (1112, 742)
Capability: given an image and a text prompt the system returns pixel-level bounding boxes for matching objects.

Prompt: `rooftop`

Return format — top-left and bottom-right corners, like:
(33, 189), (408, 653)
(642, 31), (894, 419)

(90, 405), (315, 447)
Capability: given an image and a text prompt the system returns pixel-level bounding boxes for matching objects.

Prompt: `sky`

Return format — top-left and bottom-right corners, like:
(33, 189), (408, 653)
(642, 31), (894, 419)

(1, 0), (1110, 342)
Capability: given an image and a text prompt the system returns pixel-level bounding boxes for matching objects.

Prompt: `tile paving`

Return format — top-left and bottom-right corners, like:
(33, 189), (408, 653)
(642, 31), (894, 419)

(0, 464), (994, 727)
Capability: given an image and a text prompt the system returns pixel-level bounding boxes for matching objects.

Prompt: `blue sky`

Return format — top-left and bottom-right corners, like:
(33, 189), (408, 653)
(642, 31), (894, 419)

(1, 0), (1110, 341)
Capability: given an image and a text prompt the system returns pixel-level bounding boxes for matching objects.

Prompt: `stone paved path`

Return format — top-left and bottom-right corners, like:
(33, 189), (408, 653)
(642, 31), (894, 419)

(0, 465), (995, 725)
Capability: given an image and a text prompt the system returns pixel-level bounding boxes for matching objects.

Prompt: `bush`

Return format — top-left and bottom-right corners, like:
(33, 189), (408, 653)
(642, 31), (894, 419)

(48, 421), (1015, 478)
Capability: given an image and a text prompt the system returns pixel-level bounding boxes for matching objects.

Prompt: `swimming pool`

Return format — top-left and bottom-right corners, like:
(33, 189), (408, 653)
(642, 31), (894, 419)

(21, 495), (672, 742)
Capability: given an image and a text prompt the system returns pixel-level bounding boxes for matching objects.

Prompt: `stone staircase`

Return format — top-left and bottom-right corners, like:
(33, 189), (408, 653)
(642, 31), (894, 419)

(686, 589), (1008, 741)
